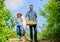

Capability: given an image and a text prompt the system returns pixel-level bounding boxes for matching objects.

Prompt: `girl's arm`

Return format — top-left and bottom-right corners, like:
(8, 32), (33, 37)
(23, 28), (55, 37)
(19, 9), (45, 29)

(21, 16), (26, 30)
(14, 18), (17, 24)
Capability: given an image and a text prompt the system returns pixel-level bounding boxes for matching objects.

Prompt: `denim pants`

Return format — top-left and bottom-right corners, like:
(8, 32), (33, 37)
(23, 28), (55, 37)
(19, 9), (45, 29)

(17, 25), (22, 39)
(29, 25), (37, 42)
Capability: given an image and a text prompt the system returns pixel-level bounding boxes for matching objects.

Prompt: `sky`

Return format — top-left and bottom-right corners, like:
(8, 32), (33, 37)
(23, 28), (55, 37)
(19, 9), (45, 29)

(5, 0), (48, 32)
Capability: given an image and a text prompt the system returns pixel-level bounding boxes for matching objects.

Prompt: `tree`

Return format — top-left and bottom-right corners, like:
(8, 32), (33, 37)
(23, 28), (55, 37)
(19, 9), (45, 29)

(40, 0), (60, 40)
(6, 16), (16, 30)
(0, 0), (16, 42)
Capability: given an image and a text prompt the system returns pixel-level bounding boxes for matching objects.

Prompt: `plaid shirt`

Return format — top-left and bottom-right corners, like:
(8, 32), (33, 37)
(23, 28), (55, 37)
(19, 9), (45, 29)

(26, 11), (37, 21)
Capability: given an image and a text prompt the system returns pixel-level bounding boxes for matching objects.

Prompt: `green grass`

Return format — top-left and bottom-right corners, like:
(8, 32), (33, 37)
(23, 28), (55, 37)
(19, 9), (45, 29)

(26, 32), (43, 40)
(6, 32), (43, 42)
(6, 40), (9, 42)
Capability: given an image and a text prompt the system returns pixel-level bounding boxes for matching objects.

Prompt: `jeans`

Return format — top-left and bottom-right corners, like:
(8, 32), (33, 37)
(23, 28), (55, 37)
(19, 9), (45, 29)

(29, 25), (37, 42)
(17, 25), (22, 39)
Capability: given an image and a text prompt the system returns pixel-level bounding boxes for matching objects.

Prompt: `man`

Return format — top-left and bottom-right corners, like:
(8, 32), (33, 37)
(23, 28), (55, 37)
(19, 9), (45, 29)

(26, 5), (38, 42)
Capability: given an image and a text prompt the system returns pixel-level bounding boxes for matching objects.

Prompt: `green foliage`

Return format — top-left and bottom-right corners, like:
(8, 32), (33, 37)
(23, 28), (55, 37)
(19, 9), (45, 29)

(0, 0), (16, 42)
(40, 0), (60, 40)
(26, 31), (48, 40)
(26, 33), (30, 40)
(8, 16), (16, 29)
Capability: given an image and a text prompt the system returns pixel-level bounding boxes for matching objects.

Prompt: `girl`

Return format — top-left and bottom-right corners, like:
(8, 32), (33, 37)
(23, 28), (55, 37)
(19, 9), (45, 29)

(16, 13), (23, 40)
(15, 13), (26, 40)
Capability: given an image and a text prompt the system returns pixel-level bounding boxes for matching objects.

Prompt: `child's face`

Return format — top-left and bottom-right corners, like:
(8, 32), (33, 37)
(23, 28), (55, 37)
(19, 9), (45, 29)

(17, 14), (21, 18)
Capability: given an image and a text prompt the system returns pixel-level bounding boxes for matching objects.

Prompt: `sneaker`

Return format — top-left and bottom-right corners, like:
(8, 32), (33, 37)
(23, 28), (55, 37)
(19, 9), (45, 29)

(30, 40), (33, 42)
(34, 40), (38, 42)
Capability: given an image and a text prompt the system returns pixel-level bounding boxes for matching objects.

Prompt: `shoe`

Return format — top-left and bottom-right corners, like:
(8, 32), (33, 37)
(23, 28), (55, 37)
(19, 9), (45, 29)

(30, 40), (33, 42)
(34, 40), (38, 42)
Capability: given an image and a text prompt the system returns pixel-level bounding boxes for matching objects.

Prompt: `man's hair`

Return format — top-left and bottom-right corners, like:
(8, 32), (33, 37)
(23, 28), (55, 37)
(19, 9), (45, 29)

(30, 5), (33, 7)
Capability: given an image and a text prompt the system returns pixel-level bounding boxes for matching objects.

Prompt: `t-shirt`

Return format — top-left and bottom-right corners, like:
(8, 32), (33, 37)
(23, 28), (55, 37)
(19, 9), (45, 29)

(15, 16), (26, 29)
(17, 18), (22, 26)
(26, 11), (37, 21)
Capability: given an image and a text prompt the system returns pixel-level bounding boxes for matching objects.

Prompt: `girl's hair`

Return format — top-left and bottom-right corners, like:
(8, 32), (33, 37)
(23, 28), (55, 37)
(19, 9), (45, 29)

(17, 13), (22, 18)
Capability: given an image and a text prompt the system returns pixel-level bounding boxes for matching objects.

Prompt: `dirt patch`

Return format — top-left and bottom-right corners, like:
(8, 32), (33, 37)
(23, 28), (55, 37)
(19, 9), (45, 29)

(9, 38), (30, 42)
(9, 38), (60, 42)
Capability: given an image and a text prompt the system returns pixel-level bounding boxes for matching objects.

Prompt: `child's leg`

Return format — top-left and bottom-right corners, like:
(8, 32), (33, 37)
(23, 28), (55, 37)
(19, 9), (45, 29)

(17, 33), (21, 40)
(17, 26), (22, 40)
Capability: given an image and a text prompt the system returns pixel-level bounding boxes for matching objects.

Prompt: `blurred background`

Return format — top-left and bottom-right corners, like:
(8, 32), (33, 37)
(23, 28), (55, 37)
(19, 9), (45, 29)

(0, 0), (60, 42)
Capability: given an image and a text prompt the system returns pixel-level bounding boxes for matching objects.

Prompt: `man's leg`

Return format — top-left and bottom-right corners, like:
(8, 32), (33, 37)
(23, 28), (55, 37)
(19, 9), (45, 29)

(34, 25), (37, 42)
(29, 26), (33, 42)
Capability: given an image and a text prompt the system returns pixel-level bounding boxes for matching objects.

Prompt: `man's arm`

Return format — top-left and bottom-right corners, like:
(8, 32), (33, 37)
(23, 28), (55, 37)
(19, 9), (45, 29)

(36, 16), (38, 24)
(35, 12), (38, 24)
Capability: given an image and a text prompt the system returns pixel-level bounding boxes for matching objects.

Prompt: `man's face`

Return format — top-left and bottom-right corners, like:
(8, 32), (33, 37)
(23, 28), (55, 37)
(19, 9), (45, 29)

(30, 6), (33, 11)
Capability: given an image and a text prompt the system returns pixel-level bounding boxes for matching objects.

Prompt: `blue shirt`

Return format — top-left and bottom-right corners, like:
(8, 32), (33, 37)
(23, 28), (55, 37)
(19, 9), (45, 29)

(17, 18), (22, 26)
(26, 11), (37, 21)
